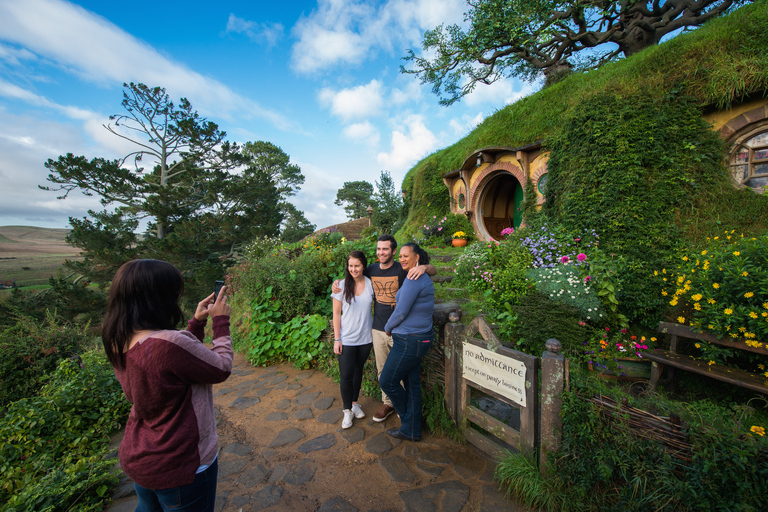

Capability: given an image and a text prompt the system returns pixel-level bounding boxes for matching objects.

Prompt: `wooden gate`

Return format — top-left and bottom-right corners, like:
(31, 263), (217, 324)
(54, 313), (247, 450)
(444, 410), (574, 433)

(443, 314), (565, 474)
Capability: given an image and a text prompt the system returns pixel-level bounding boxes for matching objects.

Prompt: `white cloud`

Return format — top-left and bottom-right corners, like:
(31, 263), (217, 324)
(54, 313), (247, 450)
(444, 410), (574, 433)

(291, 0), (466, 74)
(0, 0), (293, 129)
(0, 42), (36, 65)
(224, 14), (284, 47)
(377, 114), (439, 172)
(450, 112), (485, 135)
(342, 121), (380, 147)
(463, 77), (535, 107)
(318, 80), (385, 121)
(390, 80), (421, 105)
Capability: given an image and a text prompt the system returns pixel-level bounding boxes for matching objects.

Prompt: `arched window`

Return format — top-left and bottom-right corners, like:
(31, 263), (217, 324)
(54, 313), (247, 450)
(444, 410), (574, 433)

(731, 131), (768, 191)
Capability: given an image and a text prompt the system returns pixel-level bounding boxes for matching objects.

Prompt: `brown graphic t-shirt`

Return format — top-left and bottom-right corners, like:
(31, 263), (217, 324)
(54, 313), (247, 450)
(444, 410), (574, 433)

(365, 262), (407, 331)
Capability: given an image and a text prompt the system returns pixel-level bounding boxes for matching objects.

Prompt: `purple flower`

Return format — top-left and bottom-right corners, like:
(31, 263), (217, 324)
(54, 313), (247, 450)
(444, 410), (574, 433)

(561, 256), (570, 263)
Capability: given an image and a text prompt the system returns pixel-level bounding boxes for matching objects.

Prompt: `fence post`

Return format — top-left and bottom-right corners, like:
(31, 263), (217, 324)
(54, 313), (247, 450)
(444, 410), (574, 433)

(540, 338), (564, 477)
(443, 310), (464, 423)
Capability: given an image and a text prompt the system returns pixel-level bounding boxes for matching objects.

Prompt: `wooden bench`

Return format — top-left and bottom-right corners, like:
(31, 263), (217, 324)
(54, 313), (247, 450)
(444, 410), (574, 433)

(645, 322), (768, 394)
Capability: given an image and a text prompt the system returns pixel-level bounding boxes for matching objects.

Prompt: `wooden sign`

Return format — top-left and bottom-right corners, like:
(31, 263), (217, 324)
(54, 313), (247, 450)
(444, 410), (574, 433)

(462, 342), (527, 407)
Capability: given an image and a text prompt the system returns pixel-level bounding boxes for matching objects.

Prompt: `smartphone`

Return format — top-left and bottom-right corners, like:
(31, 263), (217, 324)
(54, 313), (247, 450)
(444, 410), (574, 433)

(213, 280), (225, 302)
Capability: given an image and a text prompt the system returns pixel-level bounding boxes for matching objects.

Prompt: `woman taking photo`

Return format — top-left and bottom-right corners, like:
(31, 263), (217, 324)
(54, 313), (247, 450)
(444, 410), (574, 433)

(102, 259), (233, 512)
(380, 242), (435, 442)
(331, 250), (375, 429)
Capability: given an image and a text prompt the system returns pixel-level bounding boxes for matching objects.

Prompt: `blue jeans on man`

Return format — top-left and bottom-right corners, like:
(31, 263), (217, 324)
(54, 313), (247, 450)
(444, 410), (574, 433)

(379, 330), (433, 440)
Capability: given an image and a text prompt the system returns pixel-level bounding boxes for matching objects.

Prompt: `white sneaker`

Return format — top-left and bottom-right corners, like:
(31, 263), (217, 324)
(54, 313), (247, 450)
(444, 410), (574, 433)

(351, 402), (365, 419)
(342, 409), (354, 429)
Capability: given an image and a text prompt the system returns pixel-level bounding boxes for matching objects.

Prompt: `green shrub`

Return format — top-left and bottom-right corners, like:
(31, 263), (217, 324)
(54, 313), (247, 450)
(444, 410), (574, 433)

(245, 287), (327, 368)
(0, 350), (130, 512)
(547, 374), (768, 511)
(527, 265), (603, 321)
(0, 313), (94, 408)
(452, 242), (495, 291)
(510, 292), (591, 356)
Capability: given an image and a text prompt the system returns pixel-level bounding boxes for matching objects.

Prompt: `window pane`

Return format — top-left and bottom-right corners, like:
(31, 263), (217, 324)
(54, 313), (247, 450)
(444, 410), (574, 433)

(746, 176), (768, 189)
(731, 165), (749, 182)
(734, 150), (749, 164)
(746, 132), (768, 148)
(755, 149), (768, 160)
(755, 163), (768, 175)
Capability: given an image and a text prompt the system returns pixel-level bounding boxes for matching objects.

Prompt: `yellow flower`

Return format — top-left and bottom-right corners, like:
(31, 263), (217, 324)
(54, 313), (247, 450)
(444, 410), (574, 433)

(763, 312), (768, 318)
(763, 302), (768, 309)
(708, 360), (715, 366)
(731, 333), (739, 338)
(738, 327), (747, 333)
(695, 343), (701, 349)
(682, 256), (689, 261)
(714, 236), (719, 240)
(750, 312), (759, 319)
(724, 308), (733, 315)
(694, 303), (702, 311)
(708, 298), (716, 304)
(670, 299), (678, 306)
(701, 250), (707, 256)
(742, 271), (749, 277)
(733, 251), (740, 256)
(677, 316), (686, 324)
(752, 426), (766, 437)
(662, 269), (667, 274)
(677, 276), (685, 284)
(661, 290), (668, 296)
(692, 293), (703, 301)
(708, 325), (714, 330)
(745, 292), (754, 298)
(651, 337), (657, 342)
(663, 277), (667, 282)
(713, 283), (720, 289)
(759, 364), (765, 370)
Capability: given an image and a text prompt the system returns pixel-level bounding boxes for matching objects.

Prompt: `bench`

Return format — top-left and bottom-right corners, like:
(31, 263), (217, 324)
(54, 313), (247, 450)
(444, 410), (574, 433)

(645, 322), (768, 394)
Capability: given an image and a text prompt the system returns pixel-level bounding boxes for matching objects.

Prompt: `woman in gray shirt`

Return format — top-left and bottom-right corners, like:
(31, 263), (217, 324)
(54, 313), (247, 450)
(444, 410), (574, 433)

(331, 250), (374, 429)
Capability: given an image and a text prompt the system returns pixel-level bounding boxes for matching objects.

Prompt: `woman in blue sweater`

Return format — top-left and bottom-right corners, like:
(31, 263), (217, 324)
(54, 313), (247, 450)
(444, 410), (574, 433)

(381, 242), (435, 441)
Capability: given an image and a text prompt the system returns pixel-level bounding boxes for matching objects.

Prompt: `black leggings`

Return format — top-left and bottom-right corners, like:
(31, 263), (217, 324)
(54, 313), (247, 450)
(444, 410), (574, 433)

(337, 343), (373, 410)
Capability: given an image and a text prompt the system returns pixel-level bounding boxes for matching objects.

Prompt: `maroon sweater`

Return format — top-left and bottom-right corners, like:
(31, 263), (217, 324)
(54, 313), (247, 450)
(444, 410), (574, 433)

(114, 315), (233, 489)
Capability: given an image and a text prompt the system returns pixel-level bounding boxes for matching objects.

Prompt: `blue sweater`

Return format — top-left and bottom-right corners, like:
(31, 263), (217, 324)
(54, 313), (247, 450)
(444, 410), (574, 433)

(384, 273), (434, 335)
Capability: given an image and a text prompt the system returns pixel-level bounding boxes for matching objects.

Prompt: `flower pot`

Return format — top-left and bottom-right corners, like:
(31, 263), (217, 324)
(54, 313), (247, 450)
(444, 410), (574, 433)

(588, 357), (652, 381)
(452, 239), (467, 247)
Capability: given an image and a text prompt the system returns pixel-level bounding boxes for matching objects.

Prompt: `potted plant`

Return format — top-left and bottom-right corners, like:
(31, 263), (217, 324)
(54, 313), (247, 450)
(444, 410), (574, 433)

(452, 231), (468, 247)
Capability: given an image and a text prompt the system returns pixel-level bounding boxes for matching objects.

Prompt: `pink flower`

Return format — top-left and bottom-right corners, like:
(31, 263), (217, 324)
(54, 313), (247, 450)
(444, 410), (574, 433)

(438, 227), (442, 231)
(605, 327), (610, 332)
(620, 328), (627, 334)
(574, 238), (581, 242)
(584, 276), (592, 283)
(500, 227), (514, 237)
(561, 256), (570, 263)
(577, 253), (587, 262)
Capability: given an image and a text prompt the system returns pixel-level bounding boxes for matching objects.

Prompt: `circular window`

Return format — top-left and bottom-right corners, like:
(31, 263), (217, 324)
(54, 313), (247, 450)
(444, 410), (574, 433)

(731, 131), (768, 191)
(458, 193), (466, 209)
(537, 173), (548, 194)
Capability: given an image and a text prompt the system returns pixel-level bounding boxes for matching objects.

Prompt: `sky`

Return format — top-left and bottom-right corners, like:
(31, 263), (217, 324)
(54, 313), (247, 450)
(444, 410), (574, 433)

(0, 0), (535, 231)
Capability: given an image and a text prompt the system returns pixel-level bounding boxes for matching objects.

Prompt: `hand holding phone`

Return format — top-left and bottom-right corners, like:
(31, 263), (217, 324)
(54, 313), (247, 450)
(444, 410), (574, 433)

(213, 280), (225, 303)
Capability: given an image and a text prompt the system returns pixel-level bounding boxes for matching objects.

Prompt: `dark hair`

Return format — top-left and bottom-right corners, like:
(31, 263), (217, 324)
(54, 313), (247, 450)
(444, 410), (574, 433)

(343, 251), (368, 304)
(102, 259), (185, 369)
(401, 242), (430, 266)
(377, 234), (397, 251)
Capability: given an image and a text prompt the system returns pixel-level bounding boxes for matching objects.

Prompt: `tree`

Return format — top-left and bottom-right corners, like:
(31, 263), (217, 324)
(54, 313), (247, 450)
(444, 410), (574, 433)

(335, 181), (374, 220)
(41, 83), (283, 296)
(371, 171), (403, 233)
(403, 0), (745, 104)
(242, 141), (305, 199)
(281, 203), (316, 243)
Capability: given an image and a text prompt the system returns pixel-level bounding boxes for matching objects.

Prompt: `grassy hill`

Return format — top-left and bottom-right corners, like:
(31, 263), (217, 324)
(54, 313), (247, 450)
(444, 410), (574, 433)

(400, 0), (768, 238)
(0, 225), (80, 291)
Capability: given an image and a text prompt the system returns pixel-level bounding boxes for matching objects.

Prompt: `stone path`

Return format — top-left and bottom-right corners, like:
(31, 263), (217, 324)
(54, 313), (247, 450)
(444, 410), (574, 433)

(106, 353), (531, 512)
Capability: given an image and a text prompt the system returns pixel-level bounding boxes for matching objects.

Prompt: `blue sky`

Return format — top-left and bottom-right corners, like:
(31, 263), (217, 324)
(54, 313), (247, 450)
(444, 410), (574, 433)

(0, 0), (535, 230)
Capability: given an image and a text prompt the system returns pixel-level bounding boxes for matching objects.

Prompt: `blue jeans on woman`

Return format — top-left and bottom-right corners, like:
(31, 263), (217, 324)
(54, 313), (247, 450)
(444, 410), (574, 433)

(379, 330), (433, 440)
(134, 457), (218, 512)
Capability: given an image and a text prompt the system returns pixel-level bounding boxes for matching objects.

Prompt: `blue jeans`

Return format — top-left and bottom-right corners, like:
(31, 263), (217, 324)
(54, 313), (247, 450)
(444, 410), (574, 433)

(134, 458), (218, 512)
(379, 331), (432, 439)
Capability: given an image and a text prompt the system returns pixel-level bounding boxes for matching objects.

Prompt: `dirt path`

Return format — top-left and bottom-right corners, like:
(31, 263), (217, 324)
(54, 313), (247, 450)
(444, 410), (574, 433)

(106, 352), (531, 512)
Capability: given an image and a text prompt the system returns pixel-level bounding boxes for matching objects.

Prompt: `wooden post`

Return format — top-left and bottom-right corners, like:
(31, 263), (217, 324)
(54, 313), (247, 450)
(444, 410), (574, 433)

(443, 310), (464, 422)
(540, 338), (565, 477)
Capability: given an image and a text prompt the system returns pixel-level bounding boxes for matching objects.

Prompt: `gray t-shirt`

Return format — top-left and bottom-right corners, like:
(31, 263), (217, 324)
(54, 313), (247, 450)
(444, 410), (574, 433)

(331, 277), (374, 346)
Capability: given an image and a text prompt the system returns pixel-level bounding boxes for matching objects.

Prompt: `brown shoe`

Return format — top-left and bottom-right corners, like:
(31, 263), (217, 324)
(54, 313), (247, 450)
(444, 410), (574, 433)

(373, 404), (395, 422)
